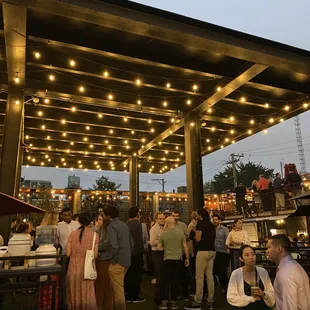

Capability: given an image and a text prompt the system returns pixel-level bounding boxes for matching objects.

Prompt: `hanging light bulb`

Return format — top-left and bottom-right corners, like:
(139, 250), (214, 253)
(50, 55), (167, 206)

(166, 82), (171, 88)
(250, 119), (255, 125)
(137, 99), (142, 105)
(78, 86), (85, 93)
(103, 71), (109, 77)
(192, 84), (198, 91)
(108, 94), (114, 100)
(240, 97), (246, 102)
(71, 106), (76, 112)
(69, 59), (76, 67)
(124, 116), (128, 122)
(217, 86), (222, 92)
(98, 113), (103, 119)
(49, 74), (55, 81)
(37, 111), (43, 117)
(229, 116), (235, 121)
(283, 105), (290, 111)
(34, 52), (41, 59)
(136, 78), (142, 86)
(44, 98), (50, 104)
(163, 101), (168, 107)
(14, 76), (20, 84)
(264, 103), (269, 108)
(187, 99), (191, 105)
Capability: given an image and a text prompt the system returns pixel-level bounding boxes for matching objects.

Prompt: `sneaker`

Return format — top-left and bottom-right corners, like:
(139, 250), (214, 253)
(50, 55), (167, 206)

(159, 300), (168, 310)
(207, 302), (214, 310)
(132, 297), (146, 303)
(184, 301), (201, 309)
(126, 299), (132, 303)
(184, 298), (190, 302)
(170, 301), (179, 309)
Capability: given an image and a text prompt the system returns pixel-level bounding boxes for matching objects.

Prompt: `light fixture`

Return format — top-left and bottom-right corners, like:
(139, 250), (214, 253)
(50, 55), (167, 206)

(264, 103), (269, 108)
(137, 99), (142, 105)
(190, 122), (195, 127)
(250, 119), (255, 125)
(85, 126), (90, 131)
(109, 129), (114, 134)
(240, 97), (246, 102)
(230, 129), (235, 134)
(220, 145), (224, 149)
(14, 76), (20, 84)
(166, 82), (171, 88)
(211, 126), (216, 132)
(34, 52), (41, 59)
(41, 125), (46, 130)
(217, 86), (221, 92)
(49, 74), (55, 81)
(37, 111), (43, 117)
(176, 146), (179, 150)
(108, 94), (114, 100)
(141, 138), (146, 143)
(124, 116), (128, 122)
(78, 86), (85, 93)
(83, 137), (88, 142)
(15, 100), (20, 105)
(207, 108), (213, 113)
(263, 129), (268, 134)
(279, 118), (284, 123)
(47, 135), (50, 140)
(169, 130), (173, 134)
(193, 84), (198, 91)
(62, 132), (67, 137)
(303, 103), (309, 108)
(208, 146), (212, 151)
(150, 128), (155, 133)
(70, 142), (74, 146)
(171, 118), (175, 123)
(61, 119), (66, 124)
(44, 98), (50, 104)
(206, 139), (210, 143)
(98, 113), (103, 118)
(124, 140), (128, 144)
(69, 60), (76, 67)
(103, 71), (109, 77)
(229, 116), (235, 121)
(248, 130), (253, 134)
(269, 118), (274, 123)
(187, 99), (191, 105)
(104, 139), (109, 144)
(71, 106), (76, 112)
(148, 119), (152, 124)
(131, 130), (135, 134)
(232, 140), (235, 144)
(284, 105), (290, 111)
(25, 135), (29, 140)
(136, 78), (142, 86)
(225, 138), (230, 143)
(201, 122), (207, 127)
(163, 101), (168, 107)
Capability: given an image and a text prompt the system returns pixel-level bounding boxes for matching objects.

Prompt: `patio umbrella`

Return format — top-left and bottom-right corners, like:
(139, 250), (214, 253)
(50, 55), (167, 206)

(0, 192), (45, 216)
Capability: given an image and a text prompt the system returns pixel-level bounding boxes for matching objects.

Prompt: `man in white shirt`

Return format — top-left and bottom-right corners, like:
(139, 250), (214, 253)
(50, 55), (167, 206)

(57, 207), (80, 253)
(267, 234), (310, 310)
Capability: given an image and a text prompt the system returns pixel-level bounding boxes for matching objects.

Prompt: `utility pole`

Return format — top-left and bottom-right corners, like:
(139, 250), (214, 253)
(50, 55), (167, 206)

(228, 153), (244, 188)
(151, 178), (167, 192)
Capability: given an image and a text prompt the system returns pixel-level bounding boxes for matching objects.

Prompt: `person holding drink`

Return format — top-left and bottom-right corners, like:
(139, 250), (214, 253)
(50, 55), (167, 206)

(227, 245), (274, 309)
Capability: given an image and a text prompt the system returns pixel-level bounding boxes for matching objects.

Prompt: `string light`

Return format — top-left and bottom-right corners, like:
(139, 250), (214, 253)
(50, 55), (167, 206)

(85, 126), (90, 131)
(15, 100), (20, 105)
(37, 110), (43, 117)
(47, 136), (50, 140)
(78, 86), (85, 93)
(41, 125), (46, 130)
(230, 129), (235, 134)
(303, 103), (309, 108)
(166, 83), (171, 88)
(123, 116), (128, 122)
(44, 98), (50, 104)
(240, 97), (246, 102)
(225, 138), (230, 143)
(206, 139), (210, 143)
(192, 84), (198, 91)
(248, 130), (253, 134)
(34, 52), (41, 59)
(137, 99), (142, 105)
(103, 71), (109, 77)
(148, 119), (152, 124)
(104, 139), (109, 144)
(98, 113), (103, 119)
(229, 116), (235, 121)
(70, 142), (74, 146)
(208, 146), (212, 151)
(264, 103), (269, 108)
(190, 122), (195, 127)
(279, 118), (284, 123)
(62, 132), (67, 137)
(108, 94), (114, 100)
(269, 118), (274, 123)
(250, 119), (255, 125)
(14, 76), (20, 84)
(171, 118), (175, 123)
(136, 79), (142, 86)
(49, 74), (55, 81)
(25, 135), (29, 140)
(71, 106), (76, 112)
(207, 108), (213, 113)
(220, 145), (224, 149)
(263, 129), (268, 134)
(131, 130), (135, 134)
(83, 137), (88, 142)
(109, 129), (114, 134)
(187, 99), (191, 105)
(217, 86), (221, 92)
(163, 101), (168, 107)
(61, 119), (66, 124)
(284, 105), (290, 111)
(211, 127), (216, 132)
(232, 140), (236, 144)
(150, 128), (155, 133)
(69, 60), (76, 67)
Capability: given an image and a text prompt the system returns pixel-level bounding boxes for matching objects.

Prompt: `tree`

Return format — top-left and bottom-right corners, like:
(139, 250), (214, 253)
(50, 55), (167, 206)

(92, 176), (121, 191)
(203, 181), (215, 194)
(211, 161), (274, 194)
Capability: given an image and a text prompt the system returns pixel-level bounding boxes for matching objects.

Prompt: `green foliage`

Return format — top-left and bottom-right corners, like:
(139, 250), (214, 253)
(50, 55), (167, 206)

(93, 176), (121, 191)
(211, 161), (274, 193)
(203, 181), (215, 194)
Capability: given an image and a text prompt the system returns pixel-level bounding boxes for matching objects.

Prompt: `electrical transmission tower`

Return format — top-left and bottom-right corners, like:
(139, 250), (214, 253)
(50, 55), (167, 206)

(151, 178), (167, 192)
(228, 153), (244, 188)
(294, 115), (307, 174)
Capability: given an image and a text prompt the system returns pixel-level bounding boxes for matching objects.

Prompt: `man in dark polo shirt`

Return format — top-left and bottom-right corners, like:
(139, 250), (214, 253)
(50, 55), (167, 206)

(185, 208), (216, 310)
(125, 207), (146, 303)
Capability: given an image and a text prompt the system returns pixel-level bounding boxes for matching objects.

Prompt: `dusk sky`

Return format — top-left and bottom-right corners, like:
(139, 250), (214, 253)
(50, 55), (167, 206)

(22, 0), (310, 192)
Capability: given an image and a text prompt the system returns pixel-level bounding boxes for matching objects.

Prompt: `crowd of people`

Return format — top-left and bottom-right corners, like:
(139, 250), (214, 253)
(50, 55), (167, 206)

(234, 168), (305, 216)
(4, 205), (310, 310)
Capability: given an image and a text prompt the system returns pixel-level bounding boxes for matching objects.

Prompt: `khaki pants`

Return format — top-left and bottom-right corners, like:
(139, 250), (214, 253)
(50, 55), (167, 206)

(96, 260), (113, 310)
(195, 251), (216, 304)
(275, 193), (285, 210)
(108, 264), (127, 310)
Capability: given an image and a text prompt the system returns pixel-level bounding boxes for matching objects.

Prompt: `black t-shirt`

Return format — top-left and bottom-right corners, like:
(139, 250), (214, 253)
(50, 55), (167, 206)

(196, 219), (216, 251)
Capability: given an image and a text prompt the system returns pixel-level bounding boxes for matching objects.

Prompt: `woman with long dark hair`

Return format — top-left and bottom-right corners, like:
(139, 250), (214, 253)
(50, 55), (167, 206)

(66, 212), (99, 310)
(227, 245), (274, 309)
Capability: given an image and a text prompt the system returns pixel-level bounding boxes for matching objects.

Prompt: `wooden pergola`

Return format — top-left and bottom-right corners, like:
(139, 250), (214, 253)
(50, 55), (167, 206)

(0, 0), (310, 240)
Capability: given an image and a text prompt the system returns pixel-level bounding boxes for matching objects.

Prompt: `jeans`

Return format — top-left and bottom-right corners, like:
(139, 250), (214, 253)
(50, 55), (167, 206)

(180, 254), (189, 298)
(213, 252), (229, 289)
(124, 252), (144, 300)
(108, 264), (128, 310)
(162, 259), (182, 301)
(151, 251), (164, 302)
(195, 251), (216, 304)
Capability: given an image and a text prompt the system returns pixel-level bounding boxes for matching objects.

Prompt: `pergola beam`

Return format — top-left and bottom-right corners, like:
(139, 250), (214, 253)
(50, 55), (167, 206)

(15, 0), (310, 75)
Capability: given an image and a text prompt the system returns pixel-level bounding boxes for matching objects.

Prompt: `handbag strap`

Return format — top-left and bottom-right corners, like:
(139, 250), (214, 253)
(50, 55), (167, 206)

(92, 233), (96, 251)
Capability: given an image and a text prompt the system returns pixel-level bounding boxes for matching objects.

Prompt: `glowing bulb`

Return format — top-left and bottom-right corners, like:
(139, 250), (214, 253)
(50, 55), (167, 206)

(44, 98), (50, 104)
(232, 140), (235, 144)
(229, 116), (235, 121)
(303, 103), (309, 108)
(263, 129), (268, 134)
(284, 105), (290, 111)
(109, 129), (114, 134)
(187, 99), (191, 105)
(89, 144), (94, 149)
(61, 119), (66, 124)
(69, 60), (76, 67)
(225, 138), (230, 142)
(207, 108), (213, 113)
(150, 128), (155, 133)
(38, 111), (43, 116)
(248, 130), (253, 134)
(171, 118), (175, 123)
(34, 52), (41, 59)
(264, 103), (269, 108)
(83, 137), (88, 142)
(221, 145), (224, 149)
(269, 118), (274, 123)
(62, 132), (67, 137)
(85, 126), (90, 131)
(103, 71), (109, 77)
(98, 113), (103, 118)
(250, 119), (255, 125)
(79, 86), (85, 93)
(41, 125), (46, 130)
(193, 84), (198, 91)
(70, 142), (74, 146)
(206, 139), (210, 143)
(163, 101), (168, 107)
(124, 117), (128, 122)
(240, 97), (246, 102)
(211, 127), (216, 132)
(208, 146), (212, 151)
(166, 83), (171, 88)
(141, 138), (146, 143)
(230, 129), (235, 134)
(47, 136), (50, 140)
(190, 122), (195, 127)
(137, 99), (142, 105)
(25, 135), (29, 140)
(15, 100), (20, 105)
(71, 106), (76, 112)
(49, 74), (55, 81)
(14, 77), (20, 84)
(279, 118), (284, 123)
(108, 94), (114, 100)
(217, 86), (221, 92)
(136, 79), (141, 86)
(148, 119), (152, 124)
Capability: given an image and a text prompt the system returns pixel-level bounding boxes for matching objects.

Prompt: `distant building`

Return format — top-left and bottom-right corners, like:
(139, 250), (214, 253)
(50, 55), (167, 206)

(67, 175), (80, 189)
(177, 186), (187, 193)
(21, 179), (52, 189)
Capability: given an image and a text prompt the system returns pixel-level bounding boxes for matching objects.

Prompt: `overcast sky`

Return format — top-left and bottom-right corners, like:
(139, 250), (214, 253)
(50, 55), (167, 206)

(22, 0), (310, 192)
